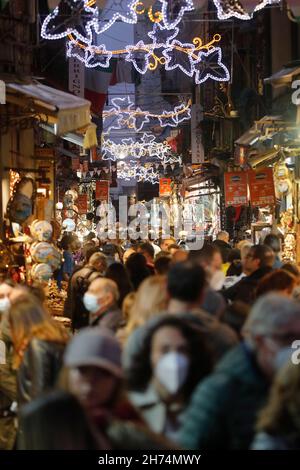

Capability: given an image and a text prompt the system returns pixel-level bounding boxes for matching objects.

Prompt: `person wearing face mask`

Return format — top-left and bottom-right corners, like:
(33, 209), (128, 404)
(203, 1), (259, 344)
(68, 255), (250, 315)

(83, 278), (123, 333)
(127, 316), (213, 442)
(179, 293), (300, 450)
(188, 244), (226, 318)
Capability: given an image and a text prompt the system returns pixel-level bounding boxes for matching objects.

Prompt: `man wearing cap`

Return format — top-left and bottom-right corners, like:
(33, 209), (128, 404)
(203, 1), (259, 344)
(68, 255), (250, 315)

(83, 278), (123, 333)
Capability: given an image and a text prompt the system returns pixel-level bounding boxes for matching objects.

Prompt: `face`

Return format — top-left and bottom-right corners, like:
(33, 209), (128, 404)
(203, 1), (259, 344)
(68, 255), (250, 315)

(68, 366), (118, 418)
(255, 319), (300, 378)
(87, 280), (114, 311)
(161, 239), (175, 252)
(0, 284), (13, 300)
(150, 326), (189, 371)
(243, 249), (260, 275)
(211, 251), (223, 273)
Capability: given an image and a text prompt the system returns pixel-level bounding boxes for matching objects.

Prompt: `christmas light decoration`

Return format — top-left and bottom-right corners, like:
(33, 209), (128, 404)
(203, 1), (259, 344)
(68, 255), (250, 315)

(41, 0), (139, 41)
(213, 0), (280, 21)
(102, 133), (182, 164)
(117, 161), (160, 184)
(42, 1), (230, 85)
(103, 96), (192, 133)
(159, 0), (194, 29)
(193, 47), (231, 84)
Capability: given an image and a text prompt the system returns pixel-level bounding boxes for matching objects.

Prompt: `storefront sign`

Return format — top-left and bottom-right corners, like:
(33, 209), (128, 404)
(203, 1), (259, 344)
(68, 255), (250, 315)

(248, 167), (276, 207)
(191, 104), (204, 163)
(35, 147), (55, 158)
(69, 57), (85, 98)
(159, 178), (172, 197)
(77, 194), (88, 214)
(224, 171), (248, 207)
(96, 180), (109, 202)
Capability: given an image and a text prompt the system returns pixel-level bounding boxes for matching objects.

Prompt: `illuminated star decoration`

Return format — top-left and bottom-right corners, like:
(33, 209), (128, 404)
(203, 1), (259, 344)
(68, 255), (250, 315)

(103, 96), (192, 133)
(193, 47), (231, 84)
(94, 0), (138, 34)
(117, 162), (160, 184)
(102, 133), (182, 164)
(125, 40), (153, 74)
(147, 22), (179, 46)
(162, 39), (196, 77)
(41, 0), (98, 42)
(213, 0), (280, 20)
(66, 40), (112, 68)
(159, 0), (195, 29)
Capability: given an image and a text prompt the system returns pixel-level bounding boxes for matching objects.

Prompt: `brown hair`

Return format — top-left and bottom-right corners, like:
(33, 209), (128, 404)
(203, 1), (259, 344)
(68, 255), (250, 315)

(256, 269), (297, 298)
(257, 363), (300, 438)
(9, 295), (69, 369)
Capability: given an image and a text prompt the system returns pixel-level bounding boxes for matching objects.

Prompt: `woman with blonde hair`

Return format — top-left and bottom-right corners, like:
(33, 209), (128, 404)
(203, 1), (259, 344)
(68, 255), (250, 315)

(125, 275), (168, 338)
(252, 361), (300, 449)
(8, 295), (69, 406)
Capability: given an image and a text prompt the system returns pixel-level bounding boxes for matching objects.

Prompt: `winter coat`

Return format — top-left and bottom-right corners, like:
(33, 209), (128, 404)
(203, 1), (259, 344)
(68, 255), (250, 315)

(178, 343), (270, 450)
(222, 267), (273, 304)
(17, 338), (65, 406)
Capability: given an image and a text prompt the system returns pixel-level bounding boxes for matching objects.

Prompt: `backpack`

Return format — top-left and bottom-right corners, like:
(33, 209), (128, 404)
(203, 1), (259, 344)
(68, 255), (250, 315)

(72, 269), (102, 330)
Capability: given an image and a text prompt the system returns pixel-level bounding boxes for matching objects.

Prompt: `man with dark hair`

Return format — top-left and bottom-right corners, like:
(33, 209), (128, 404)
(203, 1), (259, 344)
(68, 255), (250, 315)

(154, 256), (171, 275)
(263, 233), (282, 268)
(188, 244), (226, 318)
(223, 244), (275, 304)
(137, 242), (155, 273)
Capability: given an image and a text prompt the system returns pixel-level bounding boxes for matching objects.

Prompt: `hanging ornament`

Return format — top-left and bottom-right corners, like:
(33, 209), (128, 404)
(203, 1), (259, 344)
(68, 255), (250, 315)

(213, 0), (280, 20)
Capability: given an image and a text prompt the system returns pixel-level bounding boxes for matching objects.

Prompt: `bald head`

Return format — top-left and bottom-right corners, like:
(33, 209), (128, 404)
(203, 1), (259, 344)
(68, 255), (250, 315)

(217, 231), (229, 243)
(88, 277), (119, 305)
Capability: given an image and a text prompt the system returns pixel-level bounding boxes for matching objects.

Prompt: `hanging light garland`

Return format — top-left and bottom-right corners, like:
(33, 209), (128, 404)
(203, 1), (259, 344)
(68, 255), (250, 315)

(103, 96), (192, 133)
(213, 0), (280, 20)
(41, 1), (230, 84)
(102, 133), (182, 164)
(117, 161), (160, 184)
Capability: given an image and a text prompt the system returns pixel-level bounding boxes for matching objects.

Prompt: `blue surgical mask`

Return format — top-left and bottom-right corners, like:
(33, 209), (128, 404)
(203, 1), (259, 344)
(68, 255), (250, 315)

(0, 297), (11, 313)
(83, 293), (99, 313)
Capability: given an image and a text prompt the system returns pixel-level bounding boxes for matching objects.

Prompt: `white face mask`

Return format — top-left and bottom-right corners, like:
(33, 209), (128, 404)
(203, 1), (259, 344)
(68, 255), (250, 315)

(274, 346), (293, 371)
(210, 270), (225, 290)
(0, 297), (11, 313)
(154, 351), (189, 395)
(83, 293), (100, 313)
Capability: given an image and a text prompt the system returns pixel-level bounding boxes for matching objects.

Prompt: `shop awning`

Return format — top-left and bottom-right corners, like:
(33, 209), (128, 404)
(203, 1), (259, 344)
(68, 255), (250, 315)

(40, 122), (98, 150)
(247, 148), (284, 169)
(6, 82), (92, 135)
(235, 115), (290, 147)
(264, 65), (300, 87)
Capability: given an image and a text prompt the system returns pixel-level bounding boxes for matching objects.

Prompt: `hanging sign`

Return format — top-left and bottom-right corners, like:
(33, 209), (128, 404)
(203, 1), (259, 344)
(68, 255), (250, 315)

(224, 171), (248, 207)
(159, 178), (172, 197)
(248, 167), (276, 207)
(35, 147), (55, 158)
(191, 104), (204, 163)
(69, 57), (85, 98)
(77, 194), (88, 214)
(96, 180), (109, 202)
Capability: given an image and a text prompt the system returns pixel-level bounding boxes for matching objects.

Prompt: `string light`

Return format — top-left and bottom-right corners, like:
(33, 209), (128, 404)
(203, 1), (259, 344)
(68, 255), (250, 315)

(103, 96), (192, 133)
(9, 170), (20, 197)
(213, 0), (280, 21)
(117, 161), (160, 184)
(102, 133), (182, 164)
(194, 47), (231, 84)
(159, 0), (194, 29)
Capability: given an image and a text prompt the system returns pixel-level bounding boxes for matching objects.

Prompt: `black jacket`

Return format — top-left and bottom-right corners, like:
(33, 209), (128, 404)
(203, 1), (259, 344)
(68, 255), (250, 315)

(223, 267), (273, 304)
(213, 240), (232, 263)
(17, 338), (65, 406)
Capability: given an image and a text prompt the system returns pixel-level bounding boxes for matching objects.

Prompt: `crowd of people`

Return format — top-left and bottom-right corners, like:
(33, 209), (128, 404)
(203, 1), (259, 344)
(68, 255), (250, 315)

(1, 231), (300, 450)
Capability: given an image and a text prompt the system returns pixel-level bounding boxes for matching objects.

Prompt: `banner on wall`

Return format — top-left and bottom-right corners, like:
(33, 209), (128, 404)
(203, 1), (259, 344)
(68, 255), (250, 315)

(224, 171), (248, 207)
(69, 57), (85, 98)
(159, 178), (172, 197)
(77, 194), (88, 214)
(96, 180), (109, 202)
(191, 104), (204, 163)
(248, 167), (276, 207)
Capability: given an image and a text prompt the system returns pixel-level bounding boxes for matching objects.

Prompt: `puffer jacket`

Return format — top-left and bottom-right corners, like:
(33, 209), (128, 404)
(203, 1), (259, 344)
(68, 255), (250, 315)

(178, 343), (270, 450)
(17, 338), (65, 406)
